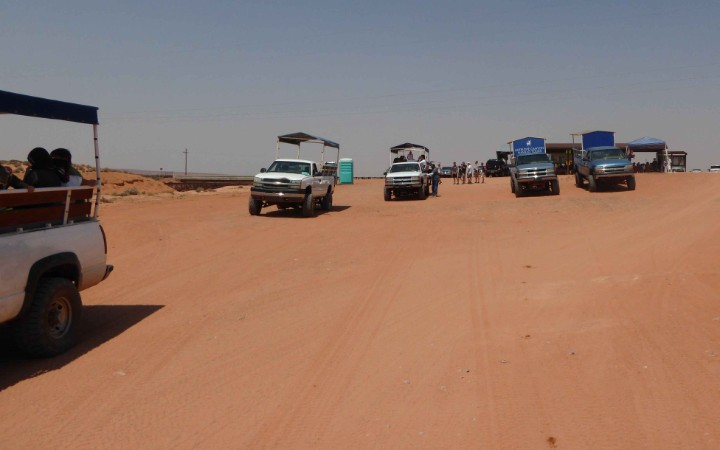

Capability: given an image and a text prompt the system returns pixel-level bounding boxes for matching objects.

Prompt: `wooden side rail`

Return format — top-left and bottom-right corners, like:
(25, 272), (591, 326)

(0, 186), (95, 232)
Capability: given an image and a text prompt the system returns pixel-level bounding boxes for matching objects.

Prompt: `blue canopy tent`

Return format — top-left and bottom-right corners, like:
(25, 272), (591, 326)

(626, 136), (685, 172)
(0, 90), (98, 124)
(626, 136), (666, 151)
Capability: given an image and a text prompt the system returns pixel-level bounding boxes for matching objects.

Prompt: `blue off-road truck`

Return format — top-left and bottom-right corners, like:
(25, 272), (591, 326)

(508, 137), (559, 197)
(574, 146), (635, 192)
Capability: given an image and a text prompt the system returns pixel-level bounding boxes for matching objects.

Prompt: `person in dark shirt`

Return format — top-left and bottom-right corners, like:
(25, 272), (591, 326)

(51, 148), (85, 186)
(23, 147), (63, 188)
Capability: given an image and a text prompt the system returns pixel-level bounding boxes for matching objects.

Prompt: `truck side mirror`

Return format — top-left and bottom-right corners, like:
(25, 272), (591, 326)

(260, 168), (266, 173)
(383, 171), (387, 176)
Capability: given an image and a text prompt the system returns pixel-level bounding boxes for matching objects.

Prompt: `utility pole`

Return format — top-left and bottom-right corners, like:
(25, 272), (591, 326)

(183, 148), (188, 175)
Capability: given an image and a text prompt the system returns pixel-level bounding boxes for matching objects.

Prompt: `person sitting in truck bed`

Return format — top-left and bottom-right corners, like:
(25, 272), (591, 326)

(51, 148), (85, 187)
(23, 147), (64, 188)
(1, 166), (32, 190)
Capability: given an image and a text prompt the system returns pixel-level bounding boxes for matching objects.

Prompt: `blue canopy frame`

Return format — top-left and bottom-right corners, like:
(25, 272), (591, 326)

(0, 90), (98, 125)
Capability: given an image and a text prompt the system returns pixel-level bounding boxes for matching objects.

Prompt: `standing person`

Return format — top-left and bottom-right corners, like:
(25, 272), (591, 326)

(417, 155), (427, 172)
(431, 163), (441, 197)
(23, 147), (63, 188)
(51, 148), (84, 187)
(479, 162), (485, 183)
(451, 162), (458, 184)
(474, 161), (480, 183)
(460, 162), (466, 184)
(466, 161), (474, 184)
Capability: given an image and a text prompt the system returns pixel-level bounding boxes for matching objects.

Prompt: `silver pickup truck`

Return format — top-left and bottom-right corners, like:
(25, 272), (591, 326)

(574, 146), (636, 192)
(0, 90), (113, 357)
(510, 153), (559, 197)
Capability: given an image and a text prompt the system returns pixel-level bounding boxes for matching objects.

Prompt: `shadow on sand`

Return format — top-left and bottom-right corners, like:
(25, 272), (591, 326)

(0, 304), (163, 392)
(261, 205), (351, 218)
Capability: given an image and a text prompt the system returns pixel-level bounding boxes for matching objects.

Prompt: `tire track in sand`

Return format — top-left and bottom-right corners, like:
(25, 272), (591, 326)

(245, 249), (406, 448)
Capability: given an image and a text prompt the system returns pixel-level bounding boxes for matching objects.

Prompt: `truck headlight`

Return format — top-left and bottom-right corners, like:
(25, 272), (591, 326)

(624, 164), (633, 171)
(253, 177), (262, 186)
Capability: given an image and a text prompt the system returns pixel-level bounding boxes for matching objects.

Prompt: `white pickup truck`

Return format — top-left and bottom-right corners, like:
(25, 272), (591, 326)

(0, 90), (113, 357)
(384, 161), (430, 200)
(384, 142), (431, 201)
(249, 132), (340, 217)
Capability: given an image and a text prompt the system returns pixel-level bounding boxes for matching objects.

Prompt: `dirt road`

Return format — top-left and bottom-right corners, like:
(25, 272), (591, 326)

(2, 174), (719, 449)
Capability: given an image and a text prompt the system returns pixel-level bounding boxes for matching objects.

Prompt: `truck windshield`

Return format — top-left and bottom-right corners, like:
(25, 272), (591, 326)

(590, 149), (626, 161)
(267, 161), (311, 175)
(389, 163), (421, 173)
(516, 154), (550, 165)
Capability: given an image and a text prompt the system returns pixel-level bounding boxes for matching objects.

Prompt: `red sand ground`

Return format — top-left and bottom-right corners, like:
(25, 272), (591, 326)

(1, 173), (719, 449)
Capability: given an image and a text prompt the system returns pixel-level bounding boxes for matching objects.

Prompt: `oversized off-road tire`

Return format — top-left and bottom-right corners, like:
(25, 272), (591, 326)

(510, 178), (516, 193)
(514, 180), (524, 197)
(627, 176), (636, 191)
(12, 277), (82, 357)
(418, 185), (427, 200)
(588, 174), (598, 192)
(248, 196), (262, 215)
(384, 188), (391, 201)
(575, 172), (583, 187)
(321, 189), (333, 211)
(551, 179), (560, 195)
(302, 192), (314, 217)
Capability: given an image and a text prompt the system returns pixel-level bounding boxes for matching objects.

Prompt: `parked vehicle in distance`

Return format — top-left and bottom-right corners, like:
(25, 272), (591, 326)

(710, 165), (720, 172)
(1, 90), (113, 357)
(441, 166), (452, 177)
(249, 132), (339, 217)
(485, 158), (510, 177)
(690, 169), (702, 173)
(510, 152), (559, 197)
(574, 146), (635, 192)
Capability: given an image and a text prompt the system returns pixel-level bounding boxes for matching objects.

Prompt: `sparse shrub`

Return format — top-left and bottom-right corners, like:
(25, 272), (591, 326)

(119, 187), (140, 196)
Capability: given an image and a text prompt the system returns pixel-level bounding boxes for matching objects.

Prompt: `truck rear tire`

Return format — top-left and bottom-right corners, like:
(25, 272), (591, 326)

(510, 178), (516, 193)
(384, 188), (391, 201)
(12, 277), (82, 357)
(418, 186), (426, 200)
(551, 179), (560, 195)
(321, 189), (333, 211)
(575, 172), (583, 187)
(588, 175), (598, 192)
(627, 176), (636, 191)
(248, 197), (262, 215)
(302, 192), (315, 217)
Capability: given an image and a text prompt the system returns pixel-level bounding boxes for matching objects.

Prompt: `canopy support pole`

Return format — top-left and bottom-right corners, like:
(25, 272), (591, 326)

(93, 124), (101, 217)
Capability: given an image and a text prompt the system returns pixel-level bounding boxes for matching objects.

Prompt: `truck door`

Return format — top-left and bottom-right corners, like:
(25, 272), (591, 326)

(312, 163), (325, 196)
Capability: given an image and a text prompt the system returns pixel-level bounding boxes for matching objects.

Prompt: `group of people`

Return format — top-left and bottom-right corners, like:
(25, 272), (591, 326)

(451, 161), (485, 185)
(1, 147), (85, 191)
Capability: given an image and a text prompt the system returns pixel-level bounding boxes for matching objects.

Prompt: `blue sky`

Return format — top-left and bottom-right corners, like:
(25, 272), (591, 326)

(2, 0), (719, 175)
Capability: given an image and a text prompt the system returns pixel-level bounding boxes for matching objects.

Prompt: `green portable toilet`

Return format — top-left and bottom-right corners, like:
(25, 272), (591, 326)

(339, 158), (354, 184)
